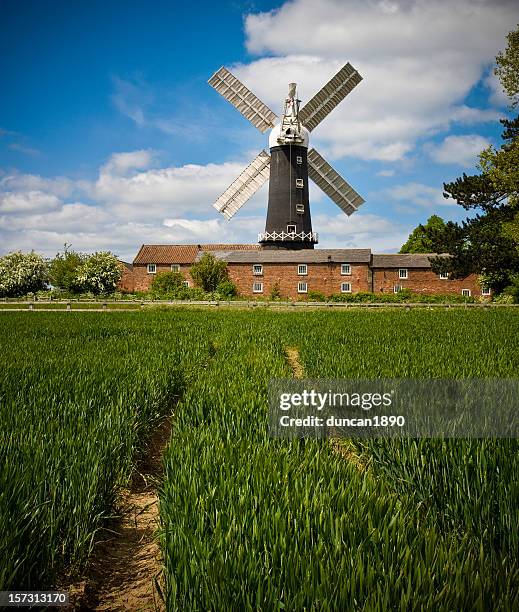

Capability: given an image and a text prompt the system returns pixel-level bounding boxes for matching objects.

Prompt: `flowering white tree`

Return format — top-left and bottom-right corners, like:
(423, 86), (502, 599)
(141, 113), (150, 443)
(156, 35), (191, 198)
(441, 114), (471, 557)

(0, 251), (49, 297)
(76, 251), (121, 295)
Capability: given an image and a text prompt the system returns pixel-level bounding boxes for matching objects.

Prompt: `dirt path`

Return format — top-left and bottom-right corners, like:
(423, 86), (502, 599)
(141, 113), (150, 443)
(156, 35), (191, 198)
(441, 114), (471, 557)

(70, 417), (171, 611)
(284, 346), (304, 379)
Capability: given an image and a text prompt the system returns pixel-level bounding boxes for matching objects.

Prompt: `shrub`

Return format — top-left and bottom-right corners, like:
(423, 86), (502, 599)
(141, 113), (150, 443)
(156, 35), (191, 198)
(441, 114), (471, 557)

(502, 274), (519, 303)
(151, 271), (185, 295)
(0, 251), (48, 297)
(216, 280), (237, 298)
(48, 247), (86, 293)
(307, 290), (327, 302)
(76, 251), (121, 295)
(190, 253), (229, 292)
(270, 282), (282, 300)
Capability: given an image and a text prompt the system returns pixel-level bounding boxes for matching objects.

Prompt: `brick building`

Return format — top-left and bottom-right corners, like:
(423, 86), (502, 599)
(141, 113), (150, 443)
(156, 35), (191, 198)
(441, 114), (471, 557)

(119, 244), (487, 299)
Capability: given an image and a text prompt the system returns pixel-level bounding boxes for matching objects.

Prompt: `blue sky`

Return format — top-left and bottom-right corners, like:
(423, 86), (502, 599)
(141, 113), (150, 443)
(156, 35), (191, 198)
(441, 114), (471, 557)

(0, 0), (516, 260)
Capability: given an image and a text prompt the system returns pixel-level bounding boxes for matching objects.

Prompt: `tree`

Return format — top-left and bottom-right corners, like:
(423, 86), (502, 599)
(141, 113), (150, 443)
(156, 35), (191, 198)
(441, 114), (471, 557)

(48, 245), (86, 293)
(399, 215), (447, 253)
(76, 251), (121, 295)
(495, 24), (519, 107)
(190, 253), (229, 292)
(151, 271), (185, 295)
(431, 26), (519, 292)
(0, 251), (48, 297)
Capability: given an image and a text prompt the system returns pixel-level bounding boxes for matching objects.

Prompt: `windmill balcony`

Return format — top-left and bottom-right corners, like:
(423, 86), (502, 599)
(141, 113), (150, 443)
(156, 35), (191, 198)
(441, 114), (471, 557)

(258, 230), (319, 243)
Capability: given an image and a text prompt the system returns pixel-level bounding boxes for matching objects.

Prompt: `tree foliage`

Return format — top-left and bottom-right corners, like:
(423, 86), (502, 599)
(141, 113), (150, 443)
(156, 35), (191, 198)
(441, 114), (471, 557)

(190, 253), (229, 292)
(0, 251), (48, 297)
(48, 246), (86, 292)
(431, 27), (519, 292)
(76, 251), (122, 295)
(151, 271), (185, 295)
(400, 215), (447, 253)
(495, 24), (519, 107)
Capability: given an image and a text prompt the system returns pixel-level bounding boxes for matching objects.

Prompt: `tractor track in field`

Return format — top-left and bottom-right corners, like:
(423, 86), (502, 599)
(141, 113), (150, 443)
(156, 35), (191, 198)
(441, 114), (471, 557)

(67, 417), (171, 611)
(284, 345), (366, 472)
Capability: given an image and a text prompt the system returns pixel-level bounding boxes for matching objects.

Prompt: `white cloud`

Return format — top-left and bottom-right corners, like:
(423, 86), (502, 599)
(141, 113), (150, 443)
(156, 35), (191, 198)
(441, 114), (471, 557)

(426, 134), (490, 167)
(100, 149), (156, 176)
(227, 0), (513, 162)
(383, 182), (453, 208)
(377, 169), (395, 177)
(0, 191), (62, 214)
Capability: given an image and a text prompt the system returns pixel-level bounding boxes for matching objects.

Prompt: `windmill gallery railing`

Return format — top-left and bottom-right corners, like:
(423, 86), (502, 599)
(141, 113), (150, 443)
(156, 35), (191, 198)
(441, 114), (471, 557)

(258, 230), (319, 243)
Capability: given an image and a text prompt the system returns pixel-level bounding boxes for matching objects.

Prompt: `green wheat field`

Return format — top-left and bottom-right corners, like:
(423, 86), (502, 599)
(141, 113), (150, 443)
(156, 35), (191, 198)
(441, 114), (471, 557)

(1, 309), (518, 610)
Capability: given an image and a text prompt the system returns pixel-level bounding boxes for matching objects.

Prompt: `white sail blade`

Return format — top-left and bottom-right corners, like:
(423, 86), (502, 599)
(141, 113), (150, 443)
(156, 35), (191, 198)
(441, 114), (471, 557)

(299, 63), (362, 132)
(213, 150), (271, 220)
(208, 67), (278, 134)
(307, 148), (364, 215)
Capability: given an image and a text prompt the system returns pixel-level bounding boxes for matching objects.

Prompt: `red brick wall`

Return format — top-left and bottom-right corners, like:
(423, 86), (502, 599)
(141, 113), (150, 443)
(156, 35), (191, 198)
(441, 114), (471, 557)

(119, 264), (194, 293)
(227, 262), (371, 299)
(372, 268), (484, 296)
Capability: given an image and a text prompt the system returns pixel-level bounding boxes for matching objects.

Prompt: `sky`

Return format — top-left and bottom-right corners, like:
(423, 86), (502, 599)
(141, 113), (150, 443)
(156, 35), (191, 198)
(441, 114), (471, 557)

(0, 0), (517, 261)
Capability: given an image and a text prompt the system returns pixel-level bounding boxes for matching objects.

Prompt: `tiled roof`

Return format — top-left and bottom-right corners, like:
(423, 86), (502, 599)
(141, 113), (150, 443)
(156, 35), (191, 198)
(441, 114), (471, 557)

(200, 249), (372, 264)
(133, 244), (260, 264)
(371, 253), (448, 268)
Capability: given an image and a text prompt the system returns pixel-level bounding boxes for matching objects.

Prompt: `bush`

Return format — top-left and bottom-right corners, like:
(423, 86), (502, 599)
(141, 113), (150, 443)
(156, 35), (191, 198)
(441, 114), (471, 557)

(307, 290), (327, 302)
(0, 251), (48, 297)
(48, 248), (86, 293)
(76, 251), (121, 295)
(216, 280), (237, 298)
(190, 253), (229, 292)
(151, 271), (185, 295)
(502, 274), (519, 303)
(270, 283), (282, 300)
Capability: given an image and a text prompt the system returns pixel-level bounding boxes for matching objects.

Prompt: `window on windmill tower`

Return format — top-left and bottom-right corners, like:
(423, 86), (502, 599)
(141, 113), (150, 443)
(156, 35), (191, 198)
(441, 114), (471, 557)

(287, 224), (296, 233)
(296, 156), (303, 164)
(296, 178), (304, 188)
(296, 203), (305, 214)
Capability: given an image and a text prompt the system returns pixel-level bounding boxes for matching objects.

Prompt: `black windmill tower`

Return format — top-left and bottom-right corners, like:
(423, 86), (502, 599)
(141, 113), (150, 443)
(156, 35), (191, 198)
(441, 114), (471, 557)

(208, 63), (365, 249)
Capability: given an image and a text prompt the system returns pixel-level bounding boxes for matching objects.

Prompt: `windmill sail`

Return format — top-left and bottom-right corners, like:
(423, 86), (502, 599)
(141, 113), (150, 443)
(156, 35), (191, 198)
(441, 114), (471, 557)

(208, 67), (278, 134)
(307, 148), (364, 216)
(299, 63), (362, 132)
(213, 150), (271, 219)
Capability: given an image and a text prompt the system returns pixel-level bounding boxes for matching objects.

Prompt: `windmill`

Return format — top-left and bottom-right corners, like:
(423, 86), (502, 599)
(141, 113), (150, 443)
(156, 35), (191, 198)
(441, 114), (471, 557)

(208, 63), (365, 249)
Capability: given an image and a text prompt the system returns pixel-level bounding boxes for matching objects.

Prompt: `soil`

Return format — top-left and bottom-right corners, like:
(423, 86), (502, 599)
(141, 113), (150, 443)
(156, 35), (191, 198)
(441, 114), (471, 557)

(67, 417), (171, 611)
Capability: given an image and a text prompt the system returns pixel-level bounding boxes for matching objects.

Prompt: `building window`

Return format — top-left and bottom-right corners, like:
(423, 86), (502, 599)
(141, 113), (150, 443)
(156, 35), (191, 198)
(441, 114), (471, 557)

(253, 264), (263, 275)
(341, 263), (351, 275)
(171, 264), (180, 272)
(287, 224), (296, 233)
(439, 272), (449, 279)
(481, 287), (491, 296)
(253, 282), (263, 293)
(147, 263), (156, 274)
(183, 280), (190, 287)
(393, 285), (402, 293)
(298, 282), (308, 293)
(296, 178), (304, 188)
(399, 268), (408, 279)
(296, 203), (305, 214)
(296, 156), (303, 164)
(341, 282), (352, 293)
(298, 264), (308, 275)
(462, 289), (471, 297)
